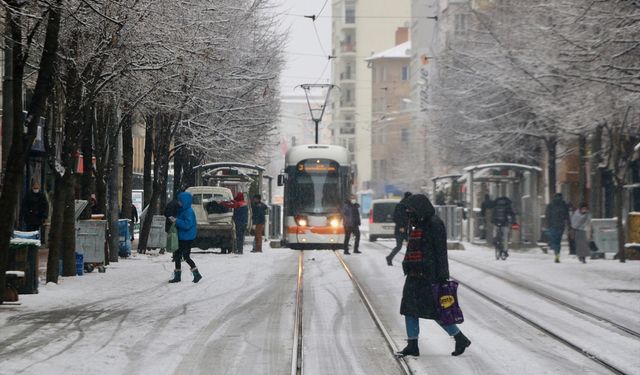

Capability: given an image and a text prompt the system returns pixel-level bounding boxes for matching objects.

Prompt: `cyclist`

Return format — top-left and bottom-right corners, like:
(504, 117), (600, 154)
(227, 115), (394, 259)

(491, 196), (515, 260)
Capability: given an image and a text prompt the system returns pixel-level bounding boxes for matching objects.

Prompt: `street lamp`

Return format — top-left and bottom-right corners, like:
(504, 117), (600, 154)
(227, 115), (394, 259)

(297, 83), (338, 144)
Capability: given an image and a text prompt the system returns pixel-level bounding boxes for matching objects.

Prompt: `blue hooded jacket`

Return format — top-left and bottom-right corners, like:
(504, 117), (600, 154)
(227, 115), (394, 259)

(175, 192), (197, 241)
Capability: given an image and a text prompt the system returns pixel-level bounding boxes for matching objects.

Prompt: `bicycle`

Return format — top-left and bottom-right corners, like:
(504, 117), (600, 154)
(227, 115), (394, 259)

(494, 224), (509, 260)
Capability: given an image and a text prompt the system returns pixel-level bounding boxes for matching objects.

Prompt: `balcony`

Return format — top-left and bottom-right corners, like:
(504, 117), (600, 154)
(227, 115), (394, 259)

(339, 100), (356, 110)
(339, 72), (355, 82)
(340, 41), (356, 54)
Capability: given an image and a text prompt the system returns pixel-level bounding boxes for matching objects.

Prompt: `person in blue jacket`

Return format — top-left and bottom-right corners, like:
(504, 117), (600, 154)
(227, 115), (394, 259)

(168, 192), (202, 283)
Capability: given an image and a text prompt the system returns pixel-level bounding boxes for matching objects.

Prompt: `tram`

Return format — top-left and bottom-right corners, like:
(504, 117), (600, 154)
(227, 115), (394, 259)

(278, 144), (351, 249)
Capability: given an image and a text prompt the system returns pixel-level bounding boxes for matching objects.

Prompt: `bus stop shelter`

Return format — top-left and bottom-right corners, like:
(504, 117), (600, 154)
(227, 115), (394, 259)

(459, 163), (542, 247)
(193, 162), (272, 204)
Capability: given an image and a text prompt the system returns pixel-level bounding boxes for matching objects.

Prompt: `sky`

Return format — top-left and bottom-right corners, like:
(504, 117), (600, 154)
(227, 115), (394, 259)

(275, 0), (332, 97)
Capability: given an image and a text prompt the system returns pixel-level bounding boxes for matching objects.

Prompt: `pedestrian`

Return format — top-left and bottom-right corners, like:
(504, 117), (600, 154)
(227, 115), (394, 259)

(571, 203), (592, 263)
(342, 199), (355, 255)
(545, 193), (570, 263)
(479, 194), (493, 240)
(168, 192), (202, 283)
(221, 193), (249, 254)
(22, 182), (49, 234)
(250, 194), (268, 253)
(351, 203), (361, 253)
(131, 203), (138, 241)
(567, 203), (576, 255)
(386, 191), (412, 265)
(490, 196), (516, 258)
(396, 194), (471, 358)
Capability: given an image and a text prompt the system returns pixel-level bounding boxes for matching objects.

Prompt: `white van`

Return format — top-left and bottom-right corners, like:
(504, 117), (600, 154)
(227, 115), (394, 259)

(186, 186), (235, 252)
(368, 198), (400, 241)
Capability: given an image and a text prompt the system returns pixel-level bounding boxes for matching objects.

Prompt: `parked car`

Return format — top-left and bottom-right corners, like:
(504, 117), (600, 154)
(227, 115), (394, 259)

(186, 186), (236, 252)
(368, 198), (400, 242)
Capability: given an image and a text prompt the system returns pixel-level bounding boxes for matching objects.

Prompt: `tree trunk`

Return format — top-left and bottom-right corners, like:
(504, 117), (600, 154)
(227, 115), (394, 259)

(138, 114), (172, 252)
(614, 185), (626, 263)
(121, 114), (133, 222)
(173, 146), (183, 198)
(80, 103), (95, 204)
(589, 125), (603, 218)
(546, 136), (557, 198)
(105, 105), (121, 263)
(143, 117), (154, 209)
(46, 175), (64, 282)
(578, 134), (586, 205)
(94, 102), (112, 216)
(60, 172), (77, 276)
(0, 1), (61, 301)
(2, 19), (14, 174)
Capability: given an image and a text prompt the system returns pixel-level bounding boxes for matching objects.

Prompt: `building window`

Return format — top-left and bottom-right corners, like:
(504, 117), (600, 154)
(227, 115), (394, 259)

(345, 7), (355, 24)
(401, 128), (409, 143)
(454, 14), (467, 34)
(345, 89), (352, 103)
(401, 66), (409, 81)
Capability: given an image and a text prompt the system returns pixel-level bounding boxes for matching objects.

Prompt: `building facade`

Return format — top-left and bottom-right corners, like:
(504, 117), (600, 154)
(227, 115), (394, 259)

(330, 0), (410, 191)
(367, 31), (412, 197)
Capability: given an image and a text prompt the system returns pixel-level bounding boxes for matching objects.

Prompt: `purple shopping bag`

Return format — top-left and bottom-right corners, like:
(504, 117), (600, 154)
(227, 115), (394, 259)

(432, 280), (464, 325)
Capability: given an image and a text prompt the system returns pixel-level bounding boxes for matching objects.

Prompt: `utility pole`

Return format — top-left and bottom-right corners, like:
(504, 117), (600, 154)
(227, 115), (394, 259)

(298, 83), (336, 144)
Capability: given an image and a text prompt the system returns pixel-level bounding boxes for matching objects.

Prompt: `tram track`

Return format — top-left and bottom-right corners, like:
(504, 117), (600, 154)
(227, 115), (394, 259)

(371, 240), (635, 375)
(448, 256), (640, 340)
(290, 250), (413, 375)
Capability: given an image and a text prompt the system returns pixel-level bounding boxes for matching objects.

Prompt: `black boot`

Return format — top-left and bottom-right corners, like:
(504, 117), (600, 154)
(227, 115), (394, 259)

(386, 255), (393, 266)
(168, 270), (181, 283)
(452, 331), (471, 356)
(192, 267), (202, 283)
(395, 339), (419, 357)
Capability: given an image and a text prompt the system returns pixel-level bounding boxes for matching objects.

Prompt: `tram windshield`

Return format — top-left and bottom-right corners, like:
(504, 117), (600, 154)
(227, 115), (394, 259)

(288, 159), (344, 214)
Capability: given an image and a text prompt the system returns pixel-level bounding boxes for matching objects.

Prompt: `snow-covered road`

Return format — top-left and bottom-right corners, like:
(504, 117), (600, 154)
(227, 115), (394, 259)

(1, 239), (638, 375)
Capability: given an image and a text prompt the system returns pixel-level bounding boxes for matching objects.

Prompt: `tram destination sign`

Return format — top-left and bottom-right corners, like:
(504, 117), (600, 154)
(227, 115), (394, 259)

(297, 159), (337, 173)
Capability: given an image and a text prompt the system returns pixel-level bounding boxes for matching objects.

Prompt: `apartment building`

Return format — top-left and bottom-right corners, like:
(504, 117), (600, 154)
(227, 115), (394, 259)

(330, 0), (410, 191)
(366, 29), (412, 197)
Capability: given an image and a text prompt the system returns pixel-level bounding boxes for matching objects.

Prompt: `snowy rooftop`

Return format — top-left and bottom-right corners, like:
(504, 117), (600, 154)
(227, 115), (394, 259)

(365, 41), (411, 61)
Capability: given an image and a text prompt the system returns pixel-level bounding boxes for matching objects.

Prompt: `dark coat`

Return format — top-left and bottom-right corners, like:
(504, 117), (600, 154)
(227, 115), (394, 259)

(546, 194), (569, 229)
(400, 194), (450, 320)
(342, 202), (360, 228)
(251, 202), (268, 225)
(491, 196), (515, 226)
(393, 197), (410, 234)
(23, 191), (48, 229)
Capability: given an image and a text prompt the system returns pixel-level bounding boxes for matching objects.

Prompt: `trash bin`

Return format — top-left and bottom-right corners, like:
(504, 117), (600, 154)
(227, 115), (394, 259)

(148, 215), (168, 249)
(8, 238), (40, 294)
(591, 218), (619, 257)
(76, 220), (107, 272)
(118, 219), (131, 257)
(75, 252), (84, 276)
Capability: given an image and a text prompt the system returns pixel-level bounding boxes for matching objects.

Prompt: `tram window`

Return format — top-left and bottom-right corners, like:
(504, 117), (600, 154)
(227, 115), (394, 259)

(291, 175), (342, 214)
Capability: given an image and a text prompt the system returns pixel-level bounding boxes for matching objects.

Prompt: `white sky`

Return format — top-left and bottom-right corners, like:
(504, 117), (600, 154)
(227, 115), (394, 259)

(275, 0), (332, 97)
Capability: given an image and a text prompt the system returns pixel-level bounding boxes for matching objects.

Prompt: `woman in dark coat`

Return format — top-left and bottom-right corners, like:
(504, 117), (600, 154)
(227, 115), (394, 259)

(397, 194), (471, 357)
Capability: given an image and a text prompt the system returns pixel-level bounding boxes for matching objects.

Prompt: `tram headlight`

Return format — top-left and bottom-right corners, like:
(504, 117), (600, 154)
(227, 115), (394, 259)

(327, 215), (341, 228)
(295, 215), (308, 227)
(329, 217), (341, 228)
